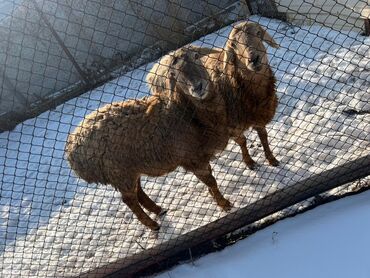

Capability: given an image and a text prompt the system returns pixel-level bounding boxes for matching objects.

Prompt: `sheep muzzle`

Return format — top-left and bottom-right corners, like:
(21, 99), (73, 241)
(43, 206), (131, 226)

(188, 80), (210, 100)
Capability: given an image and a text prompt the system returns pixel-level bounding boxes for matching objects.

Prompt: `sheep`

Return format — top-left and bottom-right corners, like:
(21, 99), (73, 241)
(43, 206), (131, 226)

(65, 47), (232, 231)
(147, 21), (280, 170)
(147, 45), (219, 98)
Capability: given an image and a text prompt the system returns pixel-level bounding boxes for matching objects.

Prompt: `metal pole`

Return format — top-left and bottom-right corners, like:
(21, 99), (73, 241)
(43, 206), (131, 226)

(1, 67), (29, 108)
(30, 0), (92, 85)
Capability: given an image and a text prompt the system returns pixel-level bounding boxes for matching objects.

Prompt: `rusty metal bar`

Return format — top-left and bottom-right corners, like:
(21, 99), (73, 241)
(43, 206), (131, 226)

(30, 0), (91, 85)
(80, 154), (370, 277)
(1, 67), (29, 108)
(244, 0), (286, 20)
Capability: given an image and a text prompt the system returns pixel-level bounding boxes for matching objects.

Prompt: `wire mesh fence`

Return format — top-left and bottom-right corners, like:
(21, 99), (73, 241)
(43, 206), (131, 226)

(0, 0), (245, 131)
(0, 0), (369, 277)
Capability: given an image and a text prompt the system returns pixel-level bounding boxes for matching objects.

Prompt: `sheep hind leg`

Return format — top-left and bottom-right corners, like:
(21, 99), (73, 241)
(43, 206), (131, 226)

(191, 164), (232, 211)
(234, 136), (257, 170)
(255, 127), (279, 166)
(118, 185), (160, 231)
(136, 179), (166, 216)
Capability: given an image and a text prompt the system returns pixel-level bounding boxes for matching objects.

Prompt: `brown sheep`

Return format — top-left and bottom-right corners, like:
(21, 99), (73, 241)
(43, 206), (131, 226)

(65, 48), (232, 231)
(147, 22), (280, 170)
(147, 45), (219, 98)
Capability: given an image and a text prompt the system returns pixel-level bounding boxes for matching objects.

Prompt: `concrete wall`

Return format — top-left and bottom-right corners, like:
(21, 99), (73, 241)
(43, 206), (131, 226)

(274, 0), (369, 33)
(0, 0), (244, 119)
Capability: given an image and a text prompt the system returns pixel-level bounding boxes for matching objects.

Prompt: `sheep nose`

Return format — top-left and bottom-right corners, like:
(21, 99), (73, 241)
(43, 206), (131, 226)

(252, 55), (260, 66)
(195, 82), (203, 92)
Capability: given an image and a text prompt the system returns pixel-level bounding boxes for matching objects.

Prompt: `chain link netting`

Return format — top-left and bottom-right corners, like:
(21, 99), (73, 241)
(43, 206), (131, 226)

(0, 0), (369, 277)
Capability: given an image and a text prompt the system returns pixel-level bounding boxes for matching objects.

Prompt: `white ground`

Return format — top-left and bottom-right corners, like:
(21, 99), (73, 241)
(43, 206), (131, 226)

(0, 16), (369, 277)
(156, 189), (370, 278)
(0, 0), (22, 21)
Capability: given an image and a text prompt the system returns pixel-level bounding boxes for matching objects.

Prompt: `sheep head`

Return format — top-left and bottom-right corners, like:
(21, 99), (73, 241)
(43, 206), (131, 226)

(224, 22), (279, 72)
(167, 47), (211, 101)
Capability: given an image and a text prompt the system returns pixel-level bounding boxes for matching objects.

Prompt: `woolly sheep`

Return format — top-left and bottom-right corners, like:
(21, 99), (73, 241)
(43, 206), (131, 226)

(65, 47), (232, 230)
(147, 21), (280, 170)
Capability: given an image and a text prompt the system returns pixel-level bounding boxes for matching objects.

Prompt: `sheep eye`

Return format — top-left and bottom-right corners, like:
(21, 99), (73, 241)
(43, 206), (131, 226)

(256, 30), (262, 38)
(231, 42), (237, 48)
(172, 57), (179, 65)
(194, 53), (200, 60)
(234, 27), (241, 33)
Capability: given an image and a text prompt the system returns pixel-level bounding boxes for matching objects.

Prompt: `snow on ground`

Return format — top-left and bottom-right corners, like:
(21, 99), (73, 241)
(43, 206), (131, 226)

(156, 189), (370, 278)
(0, 0), (22, 21)
(0, 16), (369, 277)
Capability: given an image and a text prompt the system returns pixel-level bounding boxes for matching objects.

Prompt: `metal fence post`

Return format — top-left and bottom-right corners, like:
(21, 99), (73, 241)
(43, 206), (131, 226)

(30, 0), (92, 85)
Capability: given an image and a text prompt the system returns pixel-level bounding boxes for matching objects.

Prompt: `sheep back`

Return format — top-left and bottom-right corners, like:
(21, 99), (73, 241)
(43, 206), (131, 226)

(65, 97), (178, 185)
(65, 94), (228, 187)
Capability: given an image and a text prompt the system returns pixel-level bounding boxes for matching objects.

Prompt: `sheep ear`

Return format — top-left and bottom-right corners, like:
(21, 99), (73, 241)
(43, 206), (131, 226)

(223, 50), (235, 71)
(223, 43), (236, 71)
(259, 26), (280, 48)
(168, 72), (176, 93)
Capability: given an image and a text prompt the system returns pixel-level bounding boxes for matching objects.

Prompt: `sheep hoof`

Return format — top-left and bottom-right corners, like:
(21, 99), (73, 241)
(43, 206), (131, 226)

(158, 209), (168, 217)
(268, 158), (279, 167)
(220, 200), (233, 212)
(150, 223), (160, 231)
(246, 162), (258, 170)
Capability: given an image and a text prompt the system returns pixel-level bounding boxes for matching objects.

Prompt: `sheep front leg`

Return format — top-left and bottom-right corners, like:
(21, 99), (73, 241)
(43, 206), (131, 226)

(119, 187), (160, 231)
(234, 136), (257, 170)
(255, 127), (279, 166)
(192, 164), (232, 211)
